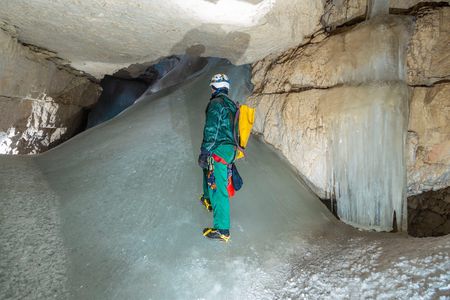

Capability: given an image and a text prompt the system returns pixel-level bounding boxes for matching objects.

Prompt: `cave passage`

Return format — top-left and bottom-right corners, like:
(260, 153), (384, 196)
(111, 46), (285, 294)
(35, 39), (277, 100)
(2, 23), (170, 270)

(0, 59), (449, 299)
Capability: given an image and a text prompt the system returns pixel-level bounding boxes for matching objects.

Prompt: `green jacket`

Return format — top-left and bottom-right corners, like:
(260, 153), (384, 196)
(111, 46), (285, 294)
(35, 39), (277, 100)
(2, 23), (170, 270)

(201, 93), (238, 152)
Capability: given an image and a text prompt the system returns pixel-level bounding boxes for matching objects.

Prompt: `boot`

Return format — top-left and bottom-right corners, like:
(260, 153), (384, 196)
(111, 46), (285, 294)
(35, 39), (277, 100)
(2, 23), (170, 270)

(200, 195), (212, 212)
(203, 228), (230, 242)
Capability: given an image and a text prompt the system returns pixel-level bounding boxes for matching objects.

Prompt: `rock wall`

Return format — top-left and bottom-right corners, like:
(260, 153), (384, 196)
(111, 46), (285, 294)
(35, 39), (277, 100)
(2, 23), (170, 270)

(406, 6), (450, 85)
(248, 6), (450, 231)
(252, 16), (412, 93)
(407, 84), (450, 195)
(0, 30), (101, 155)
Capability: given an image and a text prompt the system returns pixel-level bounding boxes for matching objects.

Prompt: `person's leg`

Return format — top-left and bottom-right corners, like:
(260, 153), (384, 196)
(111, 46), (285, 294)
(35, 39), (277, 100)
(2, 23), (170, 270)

(208, 160), (230, 231)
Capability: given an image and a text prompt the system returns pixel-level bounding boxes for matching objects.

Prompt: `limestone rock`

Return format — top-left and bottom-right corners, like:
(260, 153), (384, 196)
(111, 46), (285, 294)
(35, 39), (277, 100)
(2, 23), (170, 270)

(390, 0), (450, 10)
(1, 0), (447, 80)
(250, 11), (449, 202)
(407, 84), (450, 195)
(0, 30), (101, 155)
(248, 91), (327, 197)
(321, 0), (368, 30)
(407, 7), (450, 85)
(251, 16), (413, 93)
(0, 96), (89, 155)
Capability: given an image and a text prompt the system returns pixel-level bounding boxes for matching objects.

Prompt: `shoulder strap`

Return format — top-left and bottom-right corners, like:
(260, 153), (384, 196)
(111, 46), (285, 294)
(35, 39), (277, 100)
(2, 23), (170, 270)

(233, 103), (245, 154)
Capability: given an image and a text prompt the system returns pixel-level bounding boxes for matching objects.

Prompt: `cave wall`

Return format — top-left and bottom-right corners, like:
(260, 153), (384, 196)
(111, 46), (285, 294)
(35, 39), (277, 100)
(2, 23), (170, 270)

(0, 30), (101, 155)
(249, 16), (414, 198)
(407, 84), (450, 195)
(406, 7), (450, 196)
(248, 6), (450, 230)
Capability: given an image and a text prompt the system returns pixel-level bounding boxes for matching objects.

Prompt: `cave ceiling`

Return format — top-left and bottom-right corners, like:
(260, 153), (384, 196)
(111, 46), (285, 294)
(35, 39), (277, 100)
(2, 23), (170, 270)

(0, 0), (324, 78)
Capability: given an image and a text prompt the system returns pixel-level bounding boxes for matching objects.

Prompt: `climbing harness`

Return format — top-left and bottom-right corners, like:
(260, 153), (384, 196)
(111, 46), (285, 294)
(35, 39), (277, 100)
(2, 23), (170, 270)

(206, 153), (237, 198)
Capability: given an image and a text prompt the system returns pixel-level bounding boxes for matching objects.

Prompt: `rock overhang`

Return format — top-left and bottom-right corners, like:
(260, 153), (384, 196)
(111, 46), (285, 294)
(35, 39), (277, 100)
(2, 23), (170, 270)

(0, 0), (325, 78)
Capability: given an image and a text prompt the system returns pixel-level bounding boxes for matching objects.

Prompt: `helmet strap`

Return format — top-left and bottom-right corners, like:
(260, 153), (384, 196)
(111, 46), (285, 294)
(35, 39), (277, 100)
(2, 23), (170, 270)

(211, 87), (228, 98)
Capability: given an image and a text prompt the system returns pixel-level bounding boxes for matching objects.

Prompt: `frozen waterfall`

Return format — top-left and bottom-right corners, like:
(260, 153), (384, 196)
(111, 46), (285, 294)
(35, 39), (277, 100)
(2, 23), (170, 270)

(323, 16), (413, 231)
(325, 83), (409, 231)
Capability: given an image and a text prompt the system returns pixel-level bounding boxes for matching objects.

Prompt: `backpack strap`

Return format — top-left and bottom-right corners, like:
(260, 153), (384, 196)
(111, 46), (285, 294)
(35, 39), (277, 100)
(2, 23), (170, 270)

(233, 103), (246, 154)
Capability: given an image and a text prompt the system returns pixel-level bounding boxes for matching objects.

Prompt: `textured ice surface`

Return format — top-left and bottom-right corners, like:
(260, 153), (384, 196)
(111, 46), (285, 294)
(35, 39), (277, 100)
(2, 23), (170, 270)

(1, 59), (449, 299)
(0, 157), (67, 299)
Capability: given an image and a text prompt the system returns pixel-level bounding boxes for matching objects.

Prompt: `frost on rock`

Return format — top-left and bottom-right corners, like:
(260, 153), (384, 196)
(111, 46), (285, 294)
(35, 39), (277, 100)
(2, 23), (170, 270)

(0, 94), (69, 155)
(0, 128), (19, 155)
(0, 29), (101, 155)
(21, 95), (68, 154)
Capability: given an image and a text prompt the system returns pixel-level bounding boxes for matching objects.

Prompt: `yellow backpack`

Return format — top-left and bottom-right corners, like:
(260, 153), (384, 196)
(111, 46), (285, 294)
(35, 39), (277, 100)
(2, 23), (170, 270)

(234, 104), (255, 159)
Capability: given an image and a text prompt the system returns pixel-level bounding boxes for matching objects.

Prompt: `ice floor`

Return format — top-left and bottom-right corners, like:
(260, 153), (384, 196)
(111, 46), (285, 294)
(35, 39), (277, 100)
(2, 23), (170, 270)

(1, 60), (449, 299)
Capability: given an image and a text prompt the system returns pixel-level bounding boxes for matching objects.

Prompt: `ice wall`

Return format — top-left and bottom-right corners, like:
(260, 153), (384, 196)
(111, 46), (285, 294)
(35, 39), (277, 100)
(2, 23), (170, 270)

(87, 55), (208, 128)
(145, 55), (208, 95)
(86, 76), (149, 128)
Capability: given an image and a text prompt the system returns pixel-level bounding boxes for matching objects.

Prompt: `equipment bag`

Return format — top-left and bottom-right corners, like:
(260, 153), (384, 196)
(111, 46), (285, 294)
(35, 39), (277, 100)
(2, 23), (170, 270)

(231, 163), (243, 191)
(234, 104), (255, 159)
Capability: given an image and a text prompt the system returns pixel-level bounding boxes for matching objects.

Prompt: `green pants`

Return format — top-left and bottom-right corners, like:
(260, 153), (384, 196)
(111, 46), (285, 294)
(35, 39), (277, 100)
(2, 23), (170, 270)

(202, 145), (235, 230)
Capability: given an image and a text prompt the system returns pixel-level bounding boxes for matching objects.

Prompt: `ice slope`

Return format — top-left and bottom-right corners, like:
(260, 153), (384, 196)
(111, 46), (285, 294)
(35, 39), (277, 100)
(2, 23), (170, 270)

(29, 59), (337, 299)
(1, 59), (449, 299)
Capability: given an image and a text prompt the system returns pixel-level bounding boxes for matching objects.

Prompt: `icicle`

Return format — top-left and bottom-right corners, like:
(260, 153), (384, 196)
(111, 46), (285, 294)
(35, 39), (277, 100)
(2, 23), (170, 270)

(367, 0), (389, 19)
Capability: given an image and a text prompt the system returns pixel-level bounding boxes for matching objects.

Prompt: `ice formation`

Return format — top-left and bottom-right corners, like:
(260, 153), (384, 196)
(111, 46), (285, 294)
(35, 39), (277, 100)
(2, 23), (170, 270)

(325, 15), (413, 231)
(367, 0), (389, 19)
(325, 83), (410, 231)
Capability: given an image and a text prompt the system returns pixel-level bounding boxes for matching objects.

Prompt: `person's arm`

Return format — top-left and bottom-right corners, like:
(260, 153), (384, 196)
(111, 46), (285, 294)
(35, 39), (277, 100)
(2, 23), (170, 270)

(201, 100), (223, 152)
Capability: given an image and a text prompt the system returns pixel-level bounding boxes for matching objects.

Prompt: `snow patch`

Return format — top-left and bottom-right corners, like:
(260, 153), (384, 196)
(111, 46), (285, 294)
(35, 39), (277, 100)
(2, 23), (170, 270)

(279, 237), (450, 299)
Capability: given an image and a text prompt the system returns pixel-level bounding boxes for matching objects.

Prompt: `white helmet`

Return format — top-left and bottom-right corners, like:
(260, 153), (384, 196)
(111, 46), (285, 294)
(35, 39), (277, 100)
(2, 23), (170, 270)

(210, 73), (230, 90)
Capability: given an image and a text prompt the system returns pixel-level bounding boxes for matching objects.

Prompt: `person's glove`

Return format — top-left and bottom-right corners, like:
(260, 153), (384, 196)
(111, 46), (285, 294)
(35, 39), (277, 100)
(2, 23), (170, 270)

(198, 148), (210, 169)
